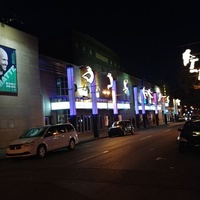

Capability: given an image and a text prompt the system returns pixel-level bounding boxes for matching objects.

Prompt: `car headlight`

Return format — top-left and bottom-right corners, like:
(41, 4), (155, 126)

(23, 142), (34, 147)
(193, 131), (200, 136)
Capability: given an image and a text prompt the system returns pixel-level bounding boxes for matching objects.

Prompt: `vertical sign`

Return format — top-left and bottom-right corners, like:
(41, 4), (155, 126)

(133, 86), (139, 114)
(67, 66), (76, 116)
(112, 80), (118, 115)
(0, 45), (17, 94)
(140, 88), (145, 114)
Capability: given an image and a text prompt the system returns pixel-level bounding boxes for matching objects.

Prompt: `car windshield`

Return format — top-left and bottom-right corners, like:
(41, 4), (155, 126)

(19, 127), (47, 139)
(113, 121), (130, 126)
(112, 122), (117, 126)
(184, 121), (200, 131)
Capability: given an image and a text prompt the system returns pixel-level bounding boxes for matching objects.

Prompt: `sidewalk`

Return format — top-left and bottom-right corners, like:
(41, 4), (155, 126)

(0, 122), (182, 160)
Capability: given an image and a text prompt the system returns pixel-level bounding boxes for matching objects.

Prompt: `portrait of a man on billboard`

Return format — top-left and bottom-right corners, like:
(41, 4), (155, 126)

(0, 45), (17, 95)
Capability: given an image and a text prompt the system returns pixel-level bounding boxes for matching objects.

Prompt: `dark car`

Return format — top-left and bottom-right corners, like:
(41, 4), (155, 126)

(108, 120), (134, 137)
(177, 116), (186, 122)
(177, 120), (200, 153)
(191, 115), (200, 121)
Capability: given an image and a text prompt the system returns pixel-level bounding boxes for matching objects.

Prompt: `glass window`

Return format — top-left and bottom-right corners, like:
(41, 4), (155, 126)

(56, 110), (69, 123)
(56, 125), (66, 134)
(44, 127), (57, 137)
(19, 127), (47, 138)
(66, 124), (74, 132)
(56, 77), (68, 96)
(83, 115), (91, 132)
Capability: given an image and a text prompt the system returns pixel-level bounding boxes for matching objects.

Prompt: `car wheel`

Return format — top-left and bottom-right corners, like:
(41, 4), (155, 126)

(108, 132), (112, 137)
(37, 145), (47, 158)
(68, 139), (75, 151)
(131, 128), (134, 134)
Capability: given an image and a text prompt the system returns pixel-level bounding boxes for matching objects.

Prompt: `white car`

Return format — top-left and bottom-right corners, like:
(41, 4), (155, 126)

(6, 123), (79, 158)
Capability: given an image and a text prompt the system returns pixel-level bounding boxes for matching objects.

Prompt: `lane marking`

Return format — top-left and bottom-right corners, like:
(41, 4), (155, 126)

(76, 150), (109, 163)
(155, 157), (167, 160)
(164, 129), (170, 132)
(140, 135), (152, 140)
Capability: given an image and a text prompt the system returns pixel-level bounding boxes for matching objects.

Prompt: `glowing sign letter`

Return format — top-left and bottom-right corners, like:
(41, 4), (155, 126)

(107, 73), (113, 89)
(82, 66), (94, 84)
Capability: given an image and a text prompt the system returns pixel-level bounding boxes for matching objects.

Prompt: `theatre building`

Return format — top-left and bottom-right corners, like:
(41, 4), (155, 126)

(0, 24), (170, 149)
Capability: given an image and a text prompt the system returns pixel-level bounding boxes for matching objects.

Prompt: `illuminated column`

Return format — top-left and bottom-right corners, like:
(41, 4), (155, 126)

(140, 88), (145, 114)
(91, 74), (99, 138)
(173, 99), (177, 121)
(67, 66), (76, 127)
(133, 86), (140, 128)
(140, 87), (146, 128)
(91, 75), (98, 115)
(112, 80), (118, 121)
(173, 99), (180, 121)
(134, 86), (139, 114)
(154, 92), (159, 125)
(162, 96), (167, 124)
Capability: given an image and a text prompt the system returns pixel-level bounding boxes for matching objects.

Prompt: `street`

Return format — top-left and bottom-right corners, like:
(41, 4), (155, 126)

(1, 123), (200, 200)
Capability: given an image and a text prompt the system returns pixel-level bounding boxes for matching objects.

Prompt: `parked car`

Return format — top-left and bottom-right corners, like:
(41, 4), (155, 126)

(108, 120), (134, 137)
(191, 115), (200, 121)
(177, 116), (186, 122)
(6, 123), (79, 158)
(177, 120), (200, 153)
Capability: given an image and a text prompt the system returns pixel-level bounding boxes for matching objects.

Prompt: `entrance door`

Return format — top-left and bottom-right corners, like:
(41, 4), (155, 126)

(83, 115), (92, 132)
(76, 116), (84, 133)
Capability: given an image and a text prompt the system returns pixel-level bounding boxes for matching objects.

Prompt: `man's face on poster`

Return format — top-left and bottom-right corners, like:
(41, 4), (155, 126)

(0, 48), (8, 72)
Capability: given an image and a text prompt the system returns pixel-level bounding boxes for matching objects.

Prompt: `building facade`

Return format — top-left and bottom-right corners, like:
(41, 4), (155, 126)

(0, 23), (43, 148)
(0, 24), (172, 149)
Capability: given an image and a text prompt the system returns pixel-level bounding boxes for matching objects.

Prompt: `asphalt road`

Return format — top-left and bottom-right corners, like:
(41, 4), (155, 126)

(1, 123), (200, 200)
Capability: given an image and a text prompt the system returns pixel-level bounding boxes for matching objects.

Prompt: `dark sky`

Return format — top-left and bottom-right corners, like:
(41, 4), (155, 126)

(1, 0), (200, 88)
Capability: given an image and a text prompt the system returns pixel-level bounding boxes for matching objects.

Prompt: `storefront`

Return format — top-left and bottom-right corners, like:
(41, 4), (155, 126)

(40, 57), (133, 136)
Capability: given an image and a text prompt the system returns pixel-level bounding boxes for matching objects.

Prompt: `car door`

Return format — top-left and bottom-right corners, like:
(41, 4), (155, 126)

(56, 125), (68, 148)
(64, 124), (75, 145)
(43, 126), (59, 151)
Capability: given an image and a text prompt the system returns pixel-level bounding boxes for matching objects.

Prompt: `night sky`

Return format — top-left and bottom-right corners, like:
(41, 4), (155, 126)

(1, 0), (200, 105)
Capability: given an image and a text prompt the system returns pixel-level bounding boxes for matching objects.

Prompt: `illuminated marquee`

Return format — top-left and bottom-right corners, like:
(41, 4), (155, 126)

(80, 66), (95, 97)
(82, 66), (94, 84)
(139, 87), (153, 104)
(51, 101), (130, 110)
(107, 73), (113, 89)
(182, 49), (200, 80)
(123, 79), (130, 96)
(143, 87), (153, 99)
